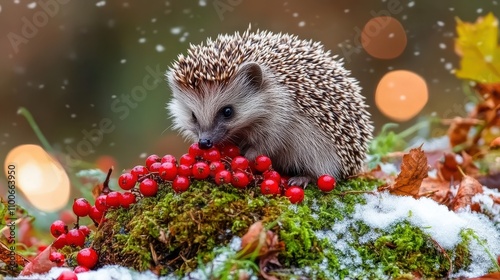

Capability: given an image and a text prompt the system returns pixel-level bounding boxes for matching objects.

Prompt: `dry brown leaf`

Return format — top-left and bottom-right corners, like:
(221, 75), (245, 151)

(490, 194), (500, 204)
(446, 117), (481, 148)
(477, 173), (500, 190)
(389, 146), (428, 198)
(467, 271), (500, 280)
(475, 83), (500, 105)
(418, 178), (452, 205)
(451, 175), (484, 212)
(437, 153), (461, 181)
(436, 152), (479, 182)
(0, 240), (30, 276)
(490, 137), (500, 149)
(239, 221), (284, 280)
(240, 221), (266, 257)
(19, 245), (57, 276)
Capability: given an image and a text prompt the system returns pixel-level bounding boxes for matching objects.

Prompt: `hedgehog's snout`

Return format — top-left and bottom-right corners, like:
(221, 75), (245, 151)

(198, 138), (213, 149)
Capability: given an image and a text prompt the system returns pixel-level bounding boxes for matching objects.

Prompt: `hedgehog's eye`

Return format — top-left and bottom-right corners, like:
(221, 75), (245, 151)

(191, 112), (198, 123)
(221, 106), (233, 119)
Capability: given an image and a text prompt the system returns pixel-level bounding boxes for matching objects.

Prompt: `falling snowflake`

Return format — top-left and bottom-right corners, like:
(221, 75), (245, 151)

(155, 44), (165, 52)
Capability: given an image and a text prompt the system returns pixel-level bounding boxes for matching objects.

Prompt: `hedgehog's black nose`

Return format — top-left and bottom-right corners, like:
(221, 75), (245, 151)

(198, 139), (213, 149)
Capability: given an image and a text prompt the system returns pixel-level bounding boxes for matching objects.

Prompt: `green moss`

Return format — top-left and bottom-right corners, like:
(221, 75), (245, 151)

(87, 177), (492, 279)
(363, 223), (449, 278)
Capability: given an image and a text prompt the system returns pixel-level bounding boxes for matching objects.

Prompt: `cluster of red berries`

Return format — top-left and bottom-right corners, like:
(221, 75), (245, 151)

(117, 143), (337, 204)
(47, 143), (337, 279)
(48, 197), (102, 279)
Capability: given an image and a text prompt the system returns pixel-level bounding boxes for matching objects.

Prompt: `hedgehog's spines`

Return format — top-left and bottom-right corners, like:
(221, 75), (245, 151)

(168, 28), (373, 180)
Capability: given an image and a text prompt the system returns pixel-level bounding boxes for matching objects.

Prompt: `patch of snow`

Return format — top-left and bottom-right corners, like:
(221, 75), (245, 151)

(20, 266), (163, 280)
(379, 162), (398, 175)
(314, 191), (500, 278)
(27, 2), (36, 9)
(357, 193), (500, 277)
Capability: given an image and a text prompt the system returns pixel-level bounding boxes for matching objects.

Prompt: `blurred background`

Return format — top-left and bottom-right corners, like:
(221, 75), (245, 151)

(0, 0), (498, 214)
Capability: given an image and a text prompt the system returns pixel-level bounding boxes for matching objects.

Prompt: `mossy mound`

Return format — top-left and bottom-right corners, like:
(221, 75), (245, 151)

(85, 179), (495, 279)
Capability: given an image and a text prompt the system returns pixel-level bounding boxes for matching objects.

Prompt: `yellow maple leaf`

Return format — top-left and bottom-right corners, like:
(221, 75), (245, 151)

(454, 12), (500, 83)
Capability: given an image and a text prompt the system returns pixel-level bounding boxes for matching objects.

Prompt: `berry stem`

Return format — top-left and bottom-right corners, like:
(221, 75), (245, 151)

(102, 167), (114, 194)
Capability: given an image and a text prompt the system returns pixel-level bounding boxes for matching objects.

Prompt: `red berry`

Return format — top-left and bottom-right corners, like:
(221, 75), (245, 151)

(161, 154), (177, 164)
(37, 245), (48, 253)
(179, 153), (196, 166)
(120, 192), (136, 208)
(215, 170), (232, 185)
(57, 270), (78, 280)
(188, 143), (204, 157)
(172, 176), (190, 193)
(118, 172), (137, 190)
(106, 191), (122, 208)
(231, 156), (249, 171)
(50, 220), (68, 238)
(131, 165), (149, 179)
(145, 154), (161, 169)
(317, 175), (336, 192)
(285, 186), (305, 204)
(221, 144), (240, 158)
(95, 195), (108, 212)
(203, 147), (221, 162)
(76, 248), (98, 269)
(263, 170), (281, 183)
(280, 176), (290, 190)
(192, 162), (210, 180)
(78, 225), (91, 236)
(66, 228), (86, 247)
(89, 206), (103, 224)
(50, 251), (65, 266)
(159, 162), (177, 181)
(52, 233), (67, 249)
(139, 178), (158, 197)
(209, 161), (225, 177)
(260, 179), (280, 195)
(254, 155), (272, 172)
(72, 198), (91, 217)
(177, 164), (192, 177)
(74, 266), (90, 273)
(231, 171), (250, 188)
(148, 162), (162, 173)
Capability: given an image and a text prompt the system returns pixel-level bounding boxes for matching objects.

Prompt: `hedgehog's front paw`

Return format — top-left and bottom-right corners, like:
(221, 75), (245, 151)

(288, 176), (312, 188)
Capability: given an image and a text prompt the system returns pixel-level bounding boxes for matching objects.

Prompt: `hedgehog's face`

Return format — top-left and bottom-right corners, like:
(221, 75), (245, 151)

(168, 62), (271, 149)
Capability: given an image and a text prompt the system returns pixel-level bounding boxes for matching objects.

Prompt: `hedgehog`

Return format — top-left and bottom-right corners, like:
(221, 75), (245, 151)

(166, 28), (373, 186)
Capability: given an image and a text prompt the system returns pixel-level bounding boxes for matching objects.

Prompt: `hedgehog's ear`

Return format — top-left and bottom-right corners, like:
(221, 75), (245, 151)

(235, 62), (263, 91)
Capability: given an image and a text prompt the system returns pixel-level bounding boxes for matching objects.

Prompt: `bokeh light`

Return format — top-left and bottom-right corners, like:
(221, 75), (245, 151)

(4, 144), (70, 212)
(361, 16), (407, 59)
(375, 70), (428, 121)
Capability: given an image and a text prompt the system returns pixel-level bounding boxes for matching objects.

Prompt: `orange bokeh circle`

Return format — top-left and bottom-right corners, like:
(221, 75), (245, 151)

(375, 70), (428, 121)
(361, 16), (407, 59)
